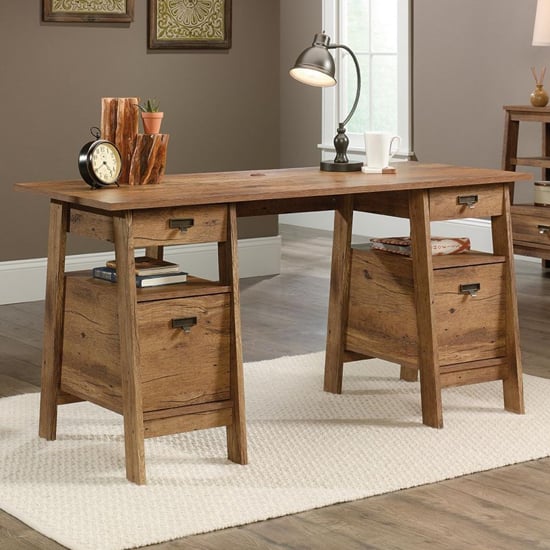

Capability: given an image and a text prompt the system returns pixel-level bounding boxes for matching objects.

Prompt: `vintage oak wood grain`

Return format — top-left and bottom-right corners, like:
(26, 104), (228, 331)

(15, 164), (530, 212)
(66, 204), (243, 484)
(129, 133), (169, 186)
(14, 163), (531, 481)
(101, 97), (139, 185)
(0, 225), (549, 548)
(332, 180), (523, 428)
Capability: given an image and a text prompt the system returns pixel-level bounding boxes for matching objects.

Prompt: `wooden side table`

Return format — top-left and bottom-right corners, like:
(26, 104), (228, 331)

(502, 105), (550, 268)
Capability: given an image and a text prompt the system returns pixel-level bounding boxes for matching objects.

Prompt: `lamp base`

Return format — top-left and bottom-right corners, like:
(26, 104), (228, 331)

(320, 160), (363, 172)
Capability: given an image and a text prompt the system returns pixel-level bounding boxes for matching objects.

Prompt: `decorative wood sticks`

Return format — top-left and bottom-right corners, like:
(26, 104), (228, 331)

(531, 66), (547, 85)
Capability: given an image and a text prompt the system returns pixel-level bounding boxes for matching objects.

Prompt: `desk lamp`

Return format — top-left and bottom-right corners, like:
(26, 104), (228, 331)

(290, 32), (362, 172)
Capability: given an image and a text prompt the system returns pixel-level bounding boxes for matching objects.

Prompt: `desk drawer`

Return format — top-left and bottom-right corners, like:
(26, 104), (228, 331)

(346, 248), (506, 366)
(138, 294), (231, 412)
(68, 204), (227, 245)
(429, 184), (504, 220)
(132, 205), (227, 246)
(433, 263), (505, 364)
(512, 211), (550, 247)
(61, 276), (231, 413)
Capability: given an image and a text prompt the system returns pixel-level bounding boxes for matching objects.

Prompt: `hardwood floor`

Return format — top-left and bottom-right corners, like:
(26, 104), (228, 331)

(1, 223), (549, 549)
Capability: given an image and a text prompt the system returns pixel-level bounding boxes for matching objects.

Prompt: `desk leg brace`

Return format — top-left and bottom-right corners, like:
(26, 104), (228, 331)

(324, 196), (354, 394)
(219, 204), (247, 464)
(114, 213), (147, 484)
(409, 190), (443, 428)
(492, 186), (524, 414)
(39, 201), (68, 441)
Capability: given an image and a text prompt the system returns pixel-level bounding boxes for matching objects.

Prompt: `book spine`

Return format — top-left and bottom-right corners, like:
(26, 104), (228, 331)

(371, 242), (411, 255)
(93, 267), (187, 287)
(371, 237), (471, 256)
(135, 273), (188, 287)
(92, 267), (117, 282)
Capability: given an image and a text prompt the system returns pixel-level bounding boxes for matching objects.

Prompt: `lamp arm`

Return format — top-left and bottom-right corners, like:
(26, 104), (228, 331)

(328, 43), (361, 128)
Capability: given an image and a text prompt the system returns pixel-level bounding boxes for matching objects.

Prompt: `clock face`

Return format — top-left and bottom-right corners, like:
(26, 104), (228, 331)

(90, 142), (122, 184)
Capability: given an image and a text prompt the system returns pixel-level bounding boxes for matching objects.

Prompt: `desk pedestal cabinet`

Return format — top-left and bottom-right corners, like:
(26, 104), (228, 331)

(324, 183), (524, 429)
(62, 276), (232, 430)
(347, 249), (508, 384)
(39, 201), (246, 484)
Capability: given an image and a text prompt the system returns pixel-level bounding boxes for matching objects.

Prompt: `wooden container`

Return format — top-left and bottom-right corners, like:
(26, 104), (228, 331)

(100, 97), (139, 184)
(129, 134), (170, 185)
(345, 246), (507, 368)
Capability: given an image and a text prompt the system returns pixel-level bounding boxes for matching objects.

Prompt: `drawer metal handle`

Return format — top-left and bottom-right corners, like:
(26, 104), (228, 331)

(538, 224), (550, 235)
(172, 317), (197, 333)
(457, 195), (479, 208)
(460, 283), (481, 297)
(169, 218), (194, 232)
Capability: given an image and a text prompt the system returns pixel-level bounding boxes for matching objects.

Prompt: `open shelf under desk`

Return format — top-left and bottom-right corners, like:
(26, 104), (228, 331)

(65, 271), (230, 301)
(351, 247), (506, 269)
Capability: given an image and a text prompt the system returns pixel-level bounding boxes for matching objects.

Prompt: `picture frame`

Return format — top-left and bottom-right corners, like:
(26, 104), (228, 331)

(148, 0), (232, 50)
(42, 0), (134, 23)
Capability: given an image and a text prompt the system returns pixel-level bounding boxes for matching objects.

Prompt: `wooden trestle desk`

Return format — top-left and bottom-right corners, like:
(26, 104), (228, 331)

(15, 163), (530, 484)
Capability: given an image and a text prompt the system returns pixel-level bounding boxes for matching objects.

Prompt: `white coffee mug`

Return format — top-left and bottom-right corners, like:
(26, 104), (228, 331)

(364, 132), (401, 169)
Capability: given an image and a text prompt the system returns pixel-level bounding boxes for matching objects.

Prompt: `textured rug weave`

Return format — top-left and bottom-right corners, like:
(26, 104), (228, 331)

(1, 352), (550, 550)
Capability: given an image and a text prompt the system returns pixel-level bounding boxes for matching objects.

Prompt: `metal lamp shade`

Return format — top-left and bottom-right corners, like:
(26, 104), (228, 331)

(289, 41), (337, 87)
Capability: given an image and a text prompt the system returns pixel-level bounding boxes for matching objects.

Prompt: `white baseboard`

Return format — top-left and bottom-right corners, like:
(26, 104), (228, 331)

(0, 235), (281, 306)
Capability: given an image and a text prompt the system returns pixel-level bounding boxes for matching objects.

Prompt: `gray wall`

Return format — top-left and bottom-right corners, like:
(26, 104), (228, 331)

(279, 0), (322, 168)
(1, 0), (279, 261)
(414, 0), (543, 203)
(279, 0), (543, 202)
(1, 1), (545, 262)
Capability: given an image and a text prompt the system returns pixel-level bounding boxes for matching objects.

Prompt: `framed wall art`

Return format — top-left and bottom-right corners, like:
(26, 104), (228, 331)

(42, 0), (135, 23)
(148, 0), (232, 50)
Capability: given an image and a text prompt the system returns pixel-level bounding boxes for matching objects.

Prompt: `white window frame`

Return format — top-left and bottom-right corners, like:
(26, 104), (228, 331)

(320, 0), (412, 161)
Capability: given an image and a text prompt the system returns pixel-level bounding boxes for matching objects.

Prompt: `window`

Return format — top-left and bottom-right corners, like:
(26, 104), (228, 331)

(321, 0), (412, 158)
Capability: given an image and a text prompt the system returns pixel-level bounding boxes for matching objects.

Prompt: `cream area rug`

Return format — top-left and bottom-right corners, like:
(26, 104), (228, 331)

(1, 352), (550, 550)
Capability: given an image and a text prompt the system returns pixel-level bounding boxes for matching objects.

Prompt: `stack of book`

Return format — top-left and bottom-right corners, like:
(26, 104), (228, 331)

(370, 236), (471, 256)
(93, 256), (188, 287)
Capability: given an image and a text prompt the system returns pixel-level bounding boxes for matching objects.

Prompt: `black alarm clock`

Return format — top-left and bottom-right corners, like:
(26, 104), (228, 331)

(78, 127), (122, 189)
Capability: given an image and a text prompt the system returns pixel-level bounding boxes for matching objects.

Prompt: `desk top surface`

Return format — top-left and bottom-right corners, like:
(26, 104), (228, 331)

(15, 163), (530, 212)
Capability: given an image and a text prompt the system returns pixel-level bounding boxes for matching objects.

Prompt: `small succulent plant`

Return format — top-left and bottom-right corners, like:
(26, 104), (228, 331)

(138, 99), (160, 112)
